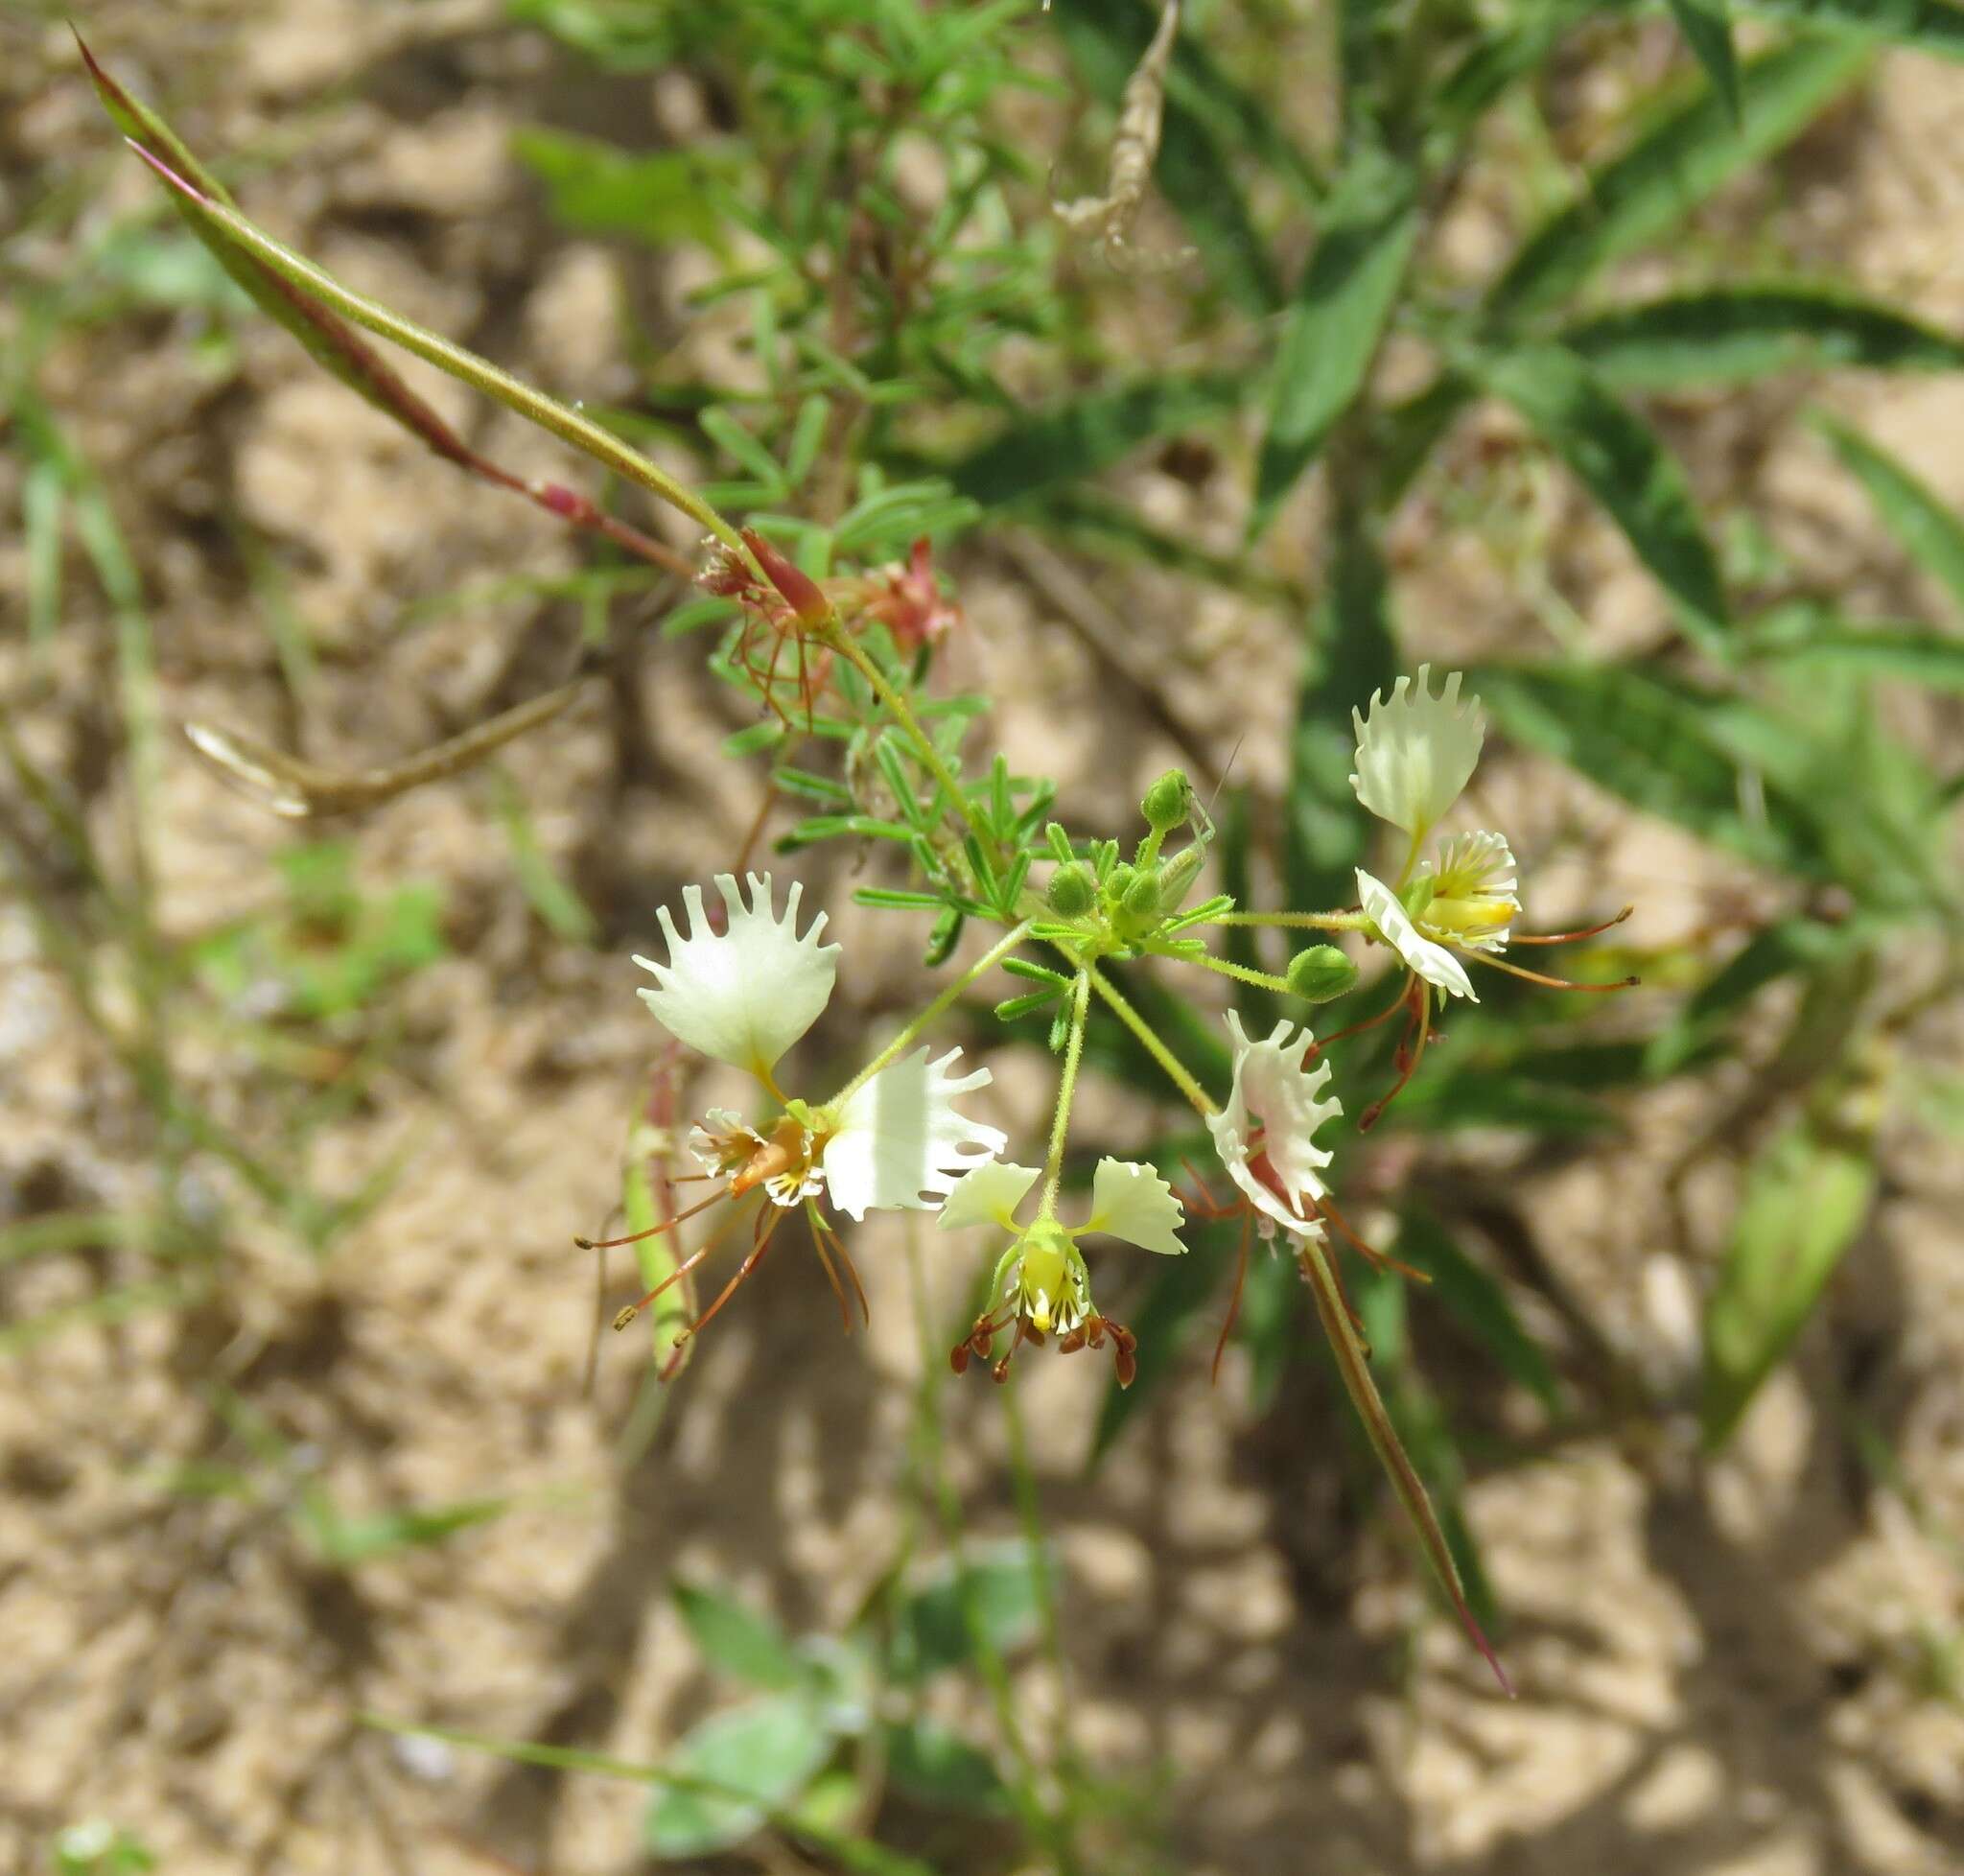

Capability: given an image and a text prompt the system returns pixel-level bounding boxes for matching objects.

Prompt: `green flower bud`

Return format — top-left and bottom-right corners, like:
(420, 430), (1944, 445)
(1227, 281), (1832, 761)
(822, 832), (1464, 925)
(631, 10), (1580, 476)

(1286, 945), (1359, 1003)
(1046, 861), (1097, 918)
(1107, 861), (1137, 899)
(1121, 868), (1164, 920)
(1141, 768), (1192, 832)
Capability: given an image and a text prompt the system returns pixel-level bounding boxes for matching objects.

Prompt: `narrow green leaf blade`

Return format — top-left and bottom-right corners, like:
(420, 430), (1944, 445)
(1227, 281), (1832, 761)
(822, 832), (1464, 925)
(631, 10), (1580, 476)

(1396, 1208), (1565, 1416)
(1488, 37), (1871, 319)
(1284, 516), (1399, 913)
(1668, 0), (1742, 123)
(1738, 0), (1964, 58)
(1252, 151), (1419, 533)
(1560, 286), (1964, 389)
(1473, 662), (1825, 878)
(1811, 412), (1964, 615)
(947, 373), (1242, 509)
(1477, 344), (1729, 645)
(1700, 1095), (1878, 1448)
(1753, 625), (1964, 691)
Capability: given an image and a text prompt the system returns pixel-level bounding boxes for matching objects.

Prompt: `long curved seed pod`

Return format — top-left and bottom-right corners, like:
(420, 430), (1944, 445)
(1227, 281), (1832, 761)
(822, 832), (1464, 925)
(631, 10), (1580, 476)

(182, 671), (592, 818)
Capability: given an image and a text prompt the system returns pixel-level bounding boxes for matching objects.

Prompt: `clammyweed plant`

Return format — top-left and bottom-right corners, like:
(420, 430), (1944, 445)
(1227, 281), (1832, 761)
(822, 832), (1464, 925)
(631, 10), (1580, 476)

(63, 0), (1964, 1856)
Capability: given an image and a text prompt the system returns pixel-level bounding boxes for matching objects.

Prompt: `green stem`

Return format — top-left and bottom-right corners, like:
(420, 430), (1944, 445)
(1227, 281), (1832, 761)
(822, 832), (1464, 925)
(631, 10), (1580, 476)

(1206, 909), (1370, 931)
(999, 1372), (1084, 1803)
(1085, 965), (1214, 1120)
(903, 1234), (1077, 1866)
(1040, 973), (1092, 1212)
(129, 154), (739, 550)
(1162, 950), (1293, 997)
(827, 920), (1034, 1107)
(821, 623), (995, 851)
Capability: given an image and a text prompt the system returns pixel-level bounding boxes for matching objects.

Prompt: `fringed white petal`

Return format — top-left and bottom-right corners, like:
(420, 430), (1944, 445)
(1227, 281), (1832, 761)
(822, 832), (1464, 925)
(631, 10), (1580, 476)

(1357, 868), (1476, 1001)
(1205, 1011), (1341, 1239)
(822, 1046), (1006, 1222)
(1417, 829), (1519, 953)
(937, 1161), (1041, 1234)
(1350, 665), (1485, 838)
(1082, 1158), (1187, 1255)
(634, 872), (839, 1077)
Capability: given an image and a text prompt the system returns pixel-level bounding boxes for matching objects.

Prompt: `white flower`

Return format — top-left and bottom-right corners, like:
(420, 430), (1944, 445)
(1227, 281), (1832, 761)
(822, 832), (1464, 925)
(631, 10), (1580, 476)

(821, 1046), (1006, 1222)
(1205, 1011), (1342, 1238)
(1350, 664), (1485, 840)
(938, 1157), (1187, 1255)
(1416, 831), (1518, 953)
(1356, 868), (1476, 1001)
(939, 1155), (1186, 1340)
(634, 872), (839, 1080)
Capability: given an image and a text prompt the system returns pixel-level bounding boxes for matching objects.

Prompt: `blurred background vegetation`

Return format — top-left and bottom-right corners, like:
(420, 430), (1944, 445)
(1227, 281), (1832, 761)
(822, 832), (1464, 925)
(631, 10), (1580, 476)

(3, 1), (1963, 1871)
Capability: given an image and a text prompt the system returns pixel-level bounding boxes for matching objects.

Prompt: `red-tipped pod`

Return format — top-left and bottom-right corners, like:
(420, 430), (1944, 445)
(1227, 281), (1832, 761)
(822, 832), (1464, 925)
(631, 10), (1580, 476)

(741, 529), (830, 627)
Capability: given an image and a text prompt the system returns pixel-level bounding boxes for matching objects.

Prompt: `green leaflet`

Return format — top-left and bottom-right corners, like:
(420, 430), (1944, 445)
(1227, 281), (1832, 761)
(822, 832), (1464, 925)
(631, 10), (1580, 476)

(1559, 286), (1964, 388)
(643, 1695), (836, 1857)
(1475, 344), (1729, 646)
(671, 1580), (811, 1692)
(1251, 149), (1419, 535)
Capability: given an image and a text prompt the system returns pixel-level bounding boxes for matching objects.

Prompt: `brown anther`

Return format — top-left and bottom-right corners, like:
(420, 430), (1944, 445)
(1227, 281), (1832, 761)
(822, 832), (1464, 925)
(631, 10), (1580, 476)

(1114, 1345), (1137, 1389)
(1057, 1327), (1088, 1354)
(991, 1354), (1014, 1384)
(949, 1343), (971, 1375)
(612, 1305), (639, 1332)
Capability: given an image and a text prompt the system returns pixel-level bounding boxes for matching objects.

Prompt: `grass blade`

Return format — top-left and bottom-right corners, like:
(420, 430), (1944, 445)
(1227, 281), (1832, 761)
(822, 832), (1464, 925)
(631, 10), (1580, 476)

(1668, 0), (1742, 123)
(947, 372), (1243, 508)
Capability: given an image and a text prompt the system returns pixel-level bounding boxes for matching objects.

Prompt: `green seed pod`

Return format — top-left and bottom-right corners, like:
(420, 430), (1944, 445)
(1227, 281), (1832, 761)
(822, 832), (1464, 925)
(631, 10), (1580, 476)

(1140, 767), (1192, 832)
(1121, 867), (1164, 920)
(1286, 945), (1360, 1003)
(1156, 844), (1206, 911)
(1046, 861), (1097, 918)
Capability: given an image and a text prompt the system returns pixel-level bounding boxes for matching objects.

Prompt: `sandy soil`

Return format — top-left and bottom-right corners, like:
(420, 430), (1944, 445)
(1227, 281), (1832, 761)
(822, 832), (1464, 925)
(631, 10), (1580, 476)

(3, 4), (1963, 1873)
